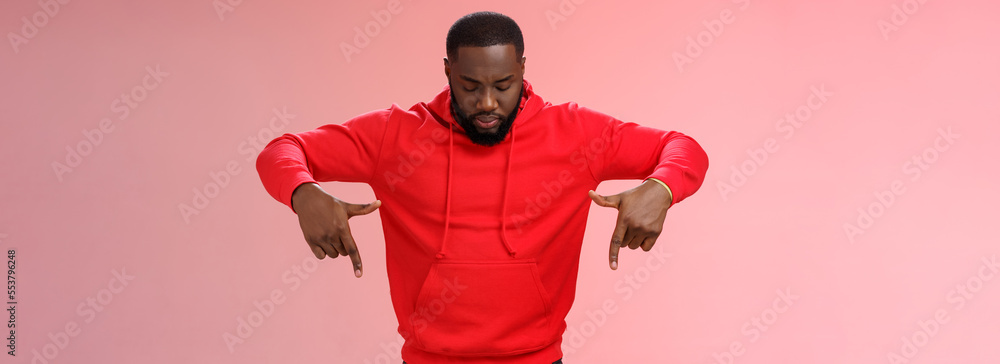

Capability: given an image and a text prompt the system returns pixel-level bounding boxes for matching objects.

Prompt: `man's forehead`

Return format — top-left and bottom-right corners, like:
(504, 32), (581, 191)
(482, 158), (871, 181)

(452, 44), (520, 70)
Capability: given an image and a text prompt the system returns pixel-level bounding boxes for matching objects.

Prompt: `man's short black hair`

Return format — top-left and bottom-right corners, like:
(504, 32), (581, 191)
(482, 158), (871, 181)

(446, 11), (524, 61)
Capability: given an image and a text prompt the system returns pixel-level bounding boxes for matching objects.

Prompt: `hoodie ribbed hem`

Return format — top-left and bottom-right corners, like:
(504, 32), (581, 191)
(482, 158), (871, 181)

(401, 337), (562, 364)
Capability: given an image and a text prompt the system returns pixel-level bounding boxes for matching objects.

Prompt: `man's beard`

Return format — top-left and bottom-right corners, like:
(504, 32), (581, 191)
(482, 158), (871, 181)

(449, 84), (523, 147)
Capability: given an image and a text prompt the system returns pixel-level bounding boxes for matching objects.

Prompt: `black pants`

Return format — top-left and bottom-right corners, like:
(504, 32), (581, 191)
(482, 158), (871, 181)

(404, 360), (562, 364)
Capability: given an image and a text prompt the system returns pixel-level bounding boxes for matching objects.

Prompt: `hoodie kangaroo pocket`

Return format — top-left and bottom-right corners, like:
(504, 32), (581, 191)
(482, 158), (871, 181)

(409, 259), (558, 356)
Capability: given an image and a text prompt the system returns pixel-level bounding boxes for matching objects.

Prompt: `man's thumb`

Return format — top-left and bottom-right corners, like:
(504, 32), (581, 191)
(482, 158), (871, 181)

(588, 190), (619, 209)
(347, 200), (381, 217)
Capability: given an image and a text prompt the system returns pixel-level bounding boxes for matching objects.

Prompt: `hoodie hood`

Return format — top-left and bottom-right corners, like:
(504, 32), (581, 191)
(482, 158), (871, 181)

(422, 79), (545, 260)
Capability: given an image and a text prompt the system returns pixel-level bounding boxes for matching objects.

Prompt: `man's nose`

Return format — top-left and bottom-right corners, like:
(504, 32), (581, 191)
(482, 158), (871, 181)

(476, 89), (499, 114)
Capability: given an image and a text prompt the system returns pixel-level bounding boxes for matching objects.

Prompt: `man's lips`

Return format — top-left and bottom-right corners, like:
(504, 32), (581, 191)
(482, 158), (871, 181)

(474, 115), (499, 129)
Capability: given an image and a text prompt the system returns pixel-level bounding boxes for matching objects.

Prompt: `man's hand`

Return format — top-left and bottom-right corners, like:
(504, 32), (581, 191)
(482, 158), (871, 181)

(588, 180), (672, 270)
(291, 183), (381, 278)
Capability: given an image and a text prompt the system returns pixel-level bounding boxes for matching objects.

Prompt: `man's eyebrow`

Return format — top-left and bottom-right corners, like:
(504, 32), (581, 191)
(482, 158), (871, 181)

(459, 75), (514, 84)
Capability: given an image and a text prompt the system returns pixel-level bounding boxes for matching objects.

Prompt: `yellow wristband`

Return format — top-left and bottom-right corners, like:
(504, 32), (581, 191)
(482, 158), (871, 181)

(645, 177), (673, 207)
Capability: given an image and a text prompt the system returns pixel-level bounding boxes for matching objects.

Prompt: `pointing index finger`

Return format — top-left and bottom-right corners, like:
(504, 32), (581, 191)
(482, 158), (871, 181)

(340, 229), (363, 278)
(609, 238), (620, 270)
(609, 213), (627, 270)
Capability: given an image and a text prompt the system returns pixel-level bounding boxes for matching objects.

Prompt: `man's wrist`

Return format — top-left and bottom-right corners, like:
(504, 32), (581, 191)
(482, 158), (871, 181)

(645, 177), (673, 208)
(291, 182), (320, 212)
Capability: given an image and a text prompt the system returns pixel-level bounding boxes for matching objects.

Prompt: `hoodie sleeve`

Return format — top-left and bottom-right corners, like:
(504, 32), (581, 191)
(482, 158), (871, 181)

(575, 104), (709, 206)
(255, 108), (390, 212)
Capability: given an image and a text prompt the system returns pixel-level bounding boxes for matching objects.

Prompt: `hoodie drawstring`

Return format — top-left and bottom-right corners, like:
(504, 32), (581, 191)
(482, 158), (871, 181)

(436, 91), (525, 260)
(436, 126), (455, 259)
(499, 125), (517, 257)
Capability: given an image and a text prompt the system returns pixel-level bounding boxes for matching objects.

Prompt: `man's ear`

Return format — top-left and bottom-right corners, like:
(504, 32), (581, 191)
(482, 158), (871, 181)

(520, 56), (526, 75)
(443, 57), (451, 78)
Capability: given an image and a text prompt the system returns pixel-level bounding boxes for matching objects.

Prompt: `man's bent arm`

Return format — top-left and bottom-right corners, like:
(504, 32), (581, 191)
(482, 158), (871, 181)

(576, 105), (709, 205)
(256, 108), (390, 212)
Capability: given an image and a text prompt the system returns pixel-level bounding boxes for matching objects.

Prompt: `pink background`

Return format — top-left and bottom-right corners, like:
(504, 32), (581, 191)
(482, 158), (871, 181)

(2, 0), (998, 363)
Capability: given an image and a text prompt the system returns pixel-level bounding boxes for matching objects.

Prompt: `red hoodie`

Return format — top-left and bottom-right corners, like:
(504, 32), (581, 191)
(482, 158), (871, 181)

(256, 79), (709, 363)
